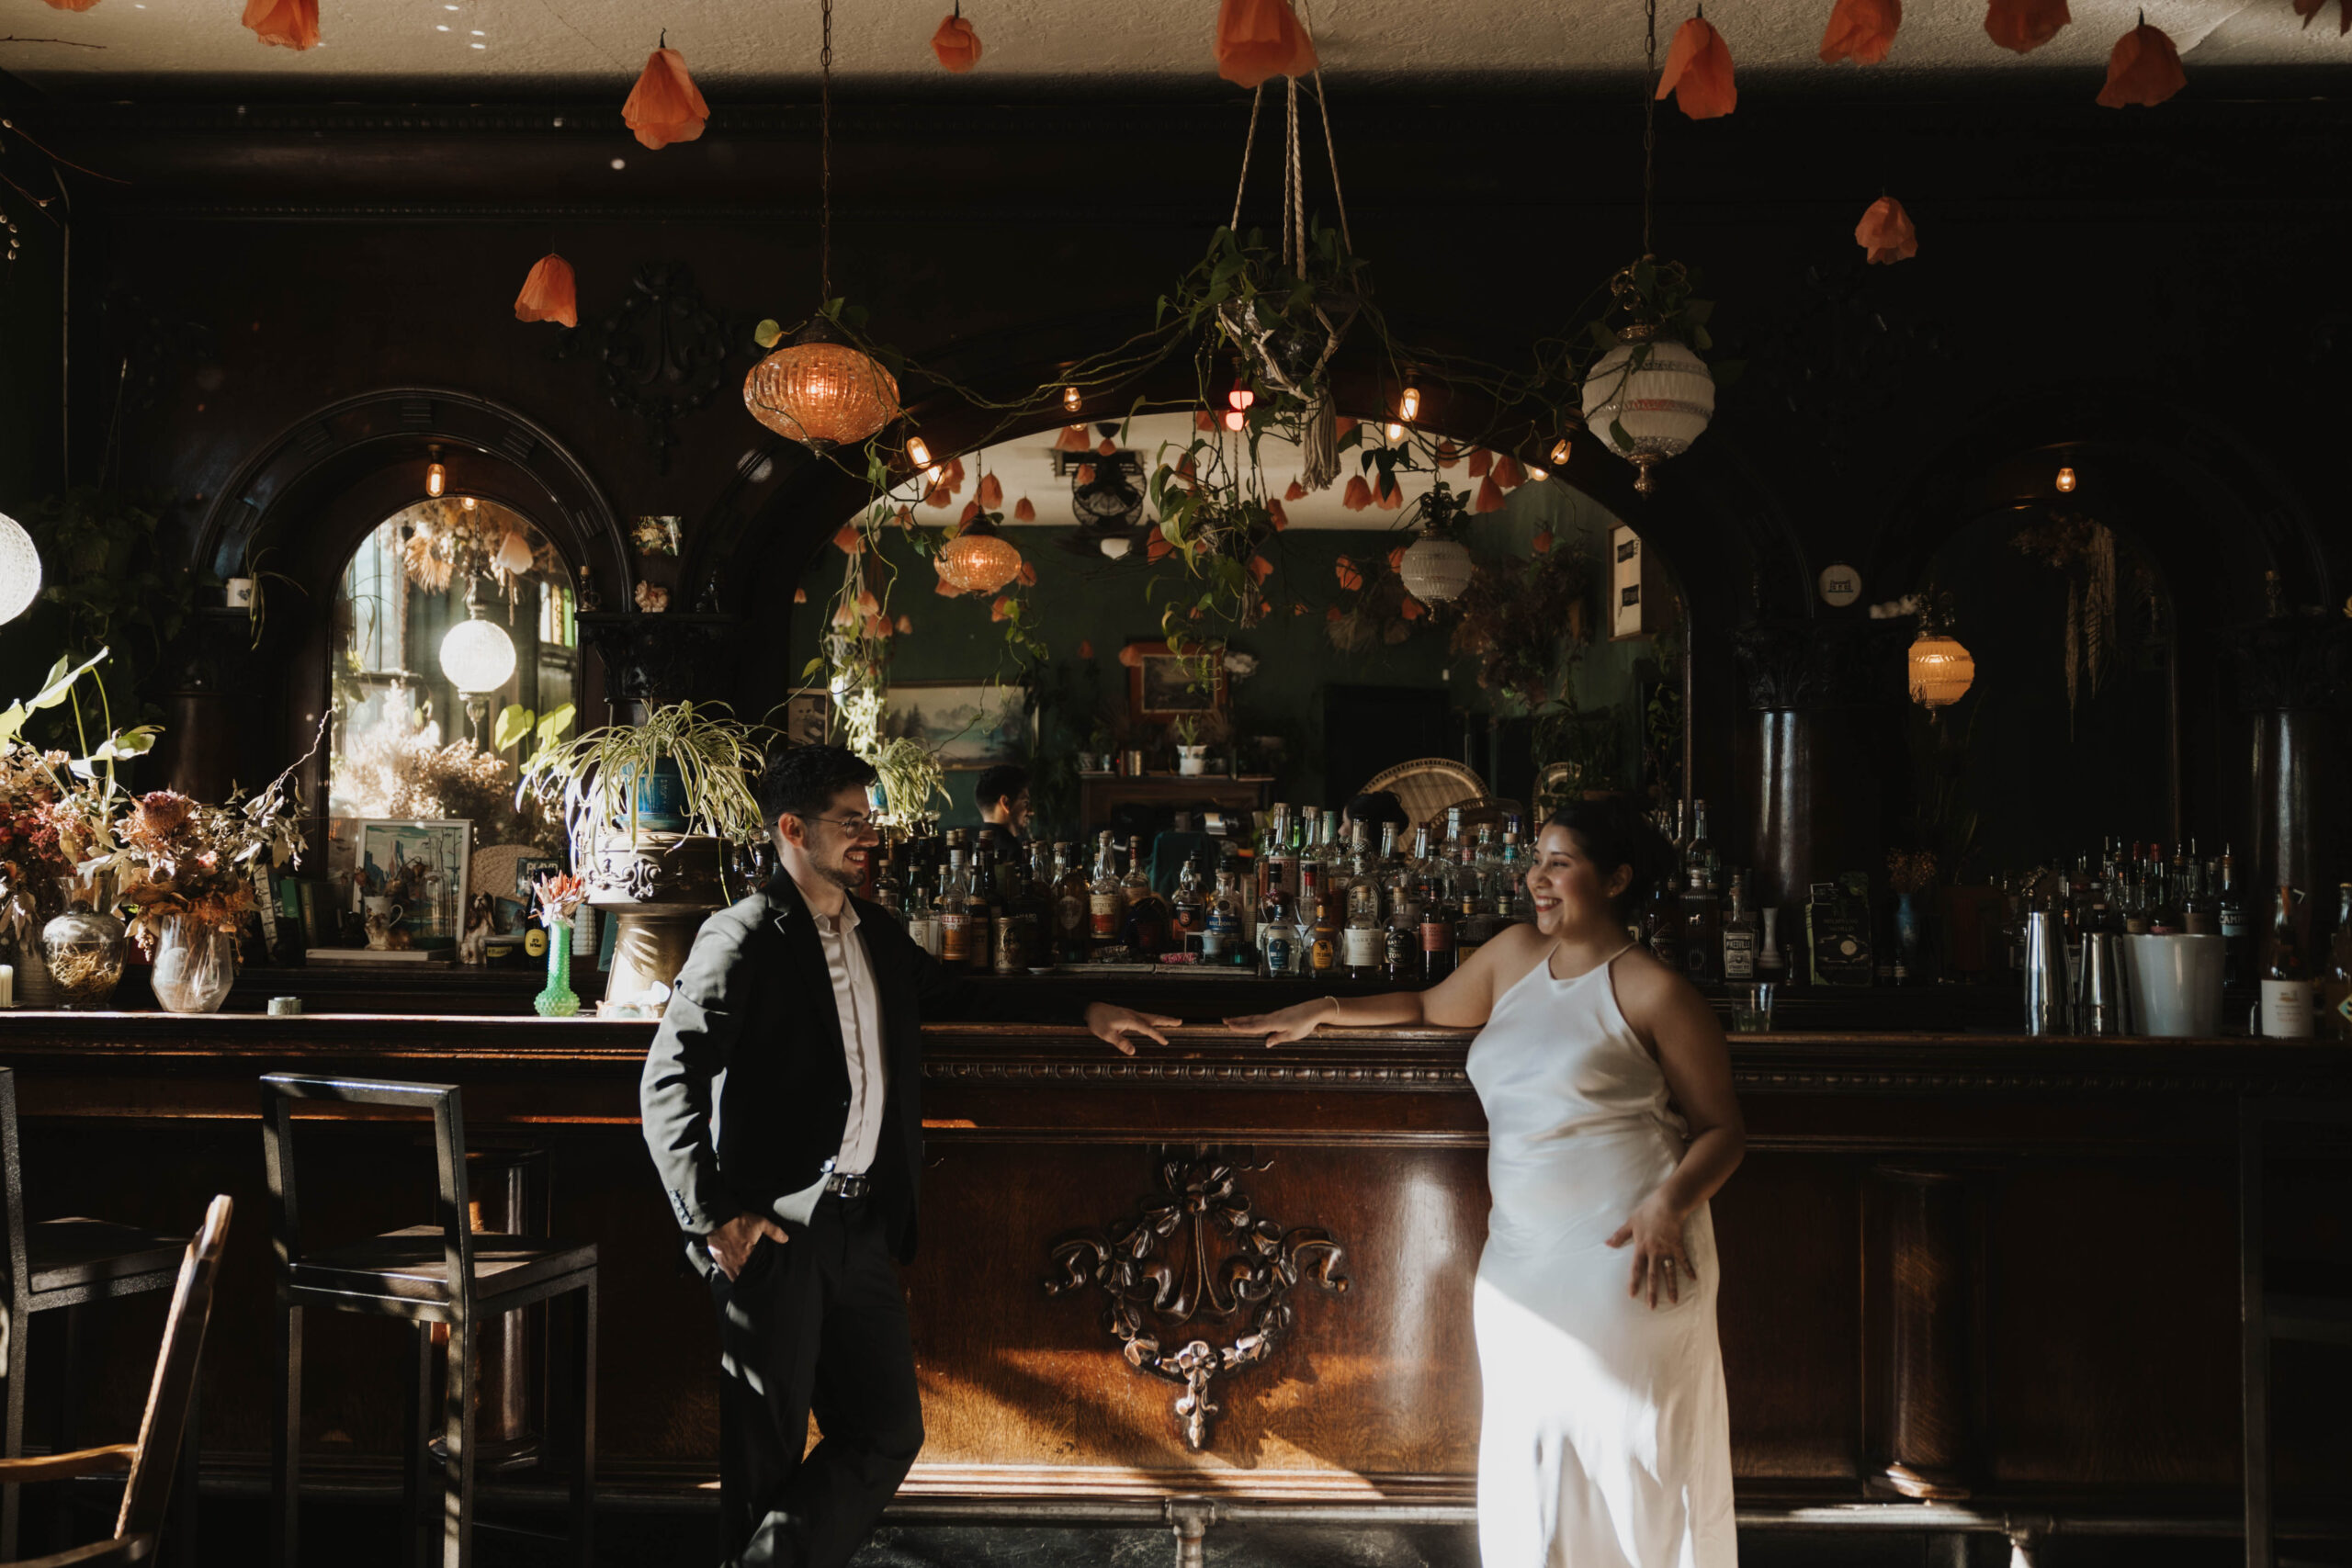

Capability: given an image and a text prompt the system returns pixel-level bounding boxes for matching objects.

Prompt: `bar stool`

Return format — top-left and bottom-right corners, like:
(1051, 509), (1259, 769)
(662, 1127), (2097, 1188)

(2239, 1097), (2352, 1568)
(260, 1073), (595, 1568)
(1, 1065), (196, 1563)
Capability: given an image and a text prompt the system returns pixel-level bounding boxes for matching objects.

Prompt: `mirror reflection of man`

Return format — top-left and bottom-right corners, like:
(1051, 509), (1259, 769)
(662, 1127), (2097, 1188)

(971, 762), (1031, 860)
(639, 745), (1176, 1568)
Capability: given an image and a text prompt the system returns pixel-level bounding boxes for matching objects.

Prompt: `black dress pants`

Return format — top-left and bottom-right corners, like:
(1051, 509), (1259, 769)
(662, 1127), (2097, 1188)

(707, 1193), (924, 1568)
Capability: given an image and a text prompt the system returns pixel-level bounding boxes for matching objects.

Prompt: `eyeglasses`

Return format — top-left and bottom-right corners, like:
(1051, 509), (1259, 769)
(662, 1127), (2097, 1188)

(795, 812), (879, 838)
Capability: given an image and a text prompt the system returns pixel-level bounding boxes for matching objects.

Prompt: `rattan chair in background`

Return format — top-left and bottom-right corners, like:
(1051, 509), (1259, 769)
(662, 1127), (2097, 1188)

(1359, 759), (1488, 831)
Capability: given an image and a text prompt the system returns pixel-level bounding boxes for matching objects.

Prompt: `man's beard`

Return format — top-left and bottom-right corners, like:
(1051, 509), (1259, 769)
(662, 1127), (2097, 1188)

(820, 859), (863, 891)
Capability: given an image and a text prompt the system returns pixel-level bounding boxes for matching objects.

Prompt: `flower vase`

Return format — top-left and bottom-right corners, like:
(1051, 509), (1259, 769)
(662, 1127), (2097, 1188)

(149, 914), (236, 1014)
(534, 918), (581, 1017)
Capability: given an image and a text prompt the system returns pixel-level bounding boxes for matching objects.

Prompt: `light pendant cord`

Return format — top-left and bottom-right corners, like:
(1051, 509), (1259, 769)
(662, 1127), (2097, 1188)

(820, 0), (834, 306)
(1641, 0), (1658, 257)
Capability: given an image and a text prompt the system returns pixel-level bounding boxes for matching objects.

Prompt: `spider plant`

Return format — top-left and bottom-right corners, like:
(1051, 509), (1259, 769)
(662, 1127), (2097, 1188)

(518, 699), (773, 863)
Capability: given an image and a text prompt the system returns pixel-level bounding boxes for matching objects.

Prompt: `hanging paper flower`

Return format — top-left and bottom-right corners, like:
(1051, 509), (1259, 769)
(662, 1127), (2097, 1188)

(1249, 555), (1273, 584)
(2294, 0), (2350, 34)
(1335, 556), (1364, 592)
(1341, 476), (1374, 512)
(1335, 416), (1359, 436)
(1013, 497), (1037, 522)
(1146, 534), (1175, 563)
(1293, 604), (1306, 616)
(1657, 17), (1736, 119)
(977, 473), (1004, 509)
(1117, 643), (1147, 668)
(1017, 560), (1038, 587)
(1214, 0), (1319, 89)
(935, 578), (965, 598)
(1473, 475), (1507, 513)
(1435, 441), (1461, 468)
(1325, 605), (1343, 623)
(832, 522), (865, 554)
(513, 254), (579, 328)
(793, 586), (808, 604)
(865, 613), (892, 639)
(1819, 0), (1902, 63)
(1079, 639), (1095, 659)
(1855, 196), (1918, 263)
(1466, 448), (1491, 479)
(623, 47), (710, 151)
(1283, 479), (1307, 501)
(1493, 456), (1528, 490)
(896, 615), (914, 634)
(855, 589), (879, 614)
(958, 499), (982, 525)
(931, 7), (983, 72)
(1532, 527), (1555, 554)
(830, 600), (858, 630)
(1091, 437), (1114, 457)
(924, 482), (954, 510)
(1075, 465), (1095, 486)
(1385, 545), (1407, 572)
(990, 595), (1012, 622)
(1194, 410), (1219, 432)
(1268, 500), (1290, 529)
(242, 0), (320, 50)
(42, 0), (104, 9)
(894, 505), (916, 527)
(1984, 0), (2069, 52)
(942, 457), (967, 492)
(1054, 424), (1091, 452)
(1399, 595), (1425, 622)
(2097, 19), (2185, 107)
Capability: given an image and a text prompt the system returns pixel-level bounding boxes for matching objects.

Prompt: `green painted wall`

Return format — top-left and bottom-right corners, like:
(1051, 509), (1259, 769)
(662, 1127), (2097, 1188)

(788, 474), (1658, 837)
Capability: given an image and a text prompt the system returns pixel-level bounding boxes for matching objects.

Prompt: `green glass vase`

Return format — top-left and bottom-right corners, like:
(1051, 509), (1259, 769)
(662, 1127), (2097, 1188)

(534, 918), (581, 1018)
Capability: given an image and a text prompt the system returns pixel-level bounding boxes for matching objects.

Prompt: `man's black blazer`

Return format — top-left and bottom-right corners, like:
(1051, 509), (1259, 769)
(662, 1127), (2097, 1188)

(639, 872), (1004, 1264)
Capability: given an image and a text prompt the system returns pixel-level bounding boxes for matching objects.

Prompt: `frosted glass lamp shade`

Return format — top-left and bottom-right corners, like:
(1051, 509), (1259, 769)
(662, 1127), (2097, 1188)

(1398, 536), (1475, 604)
(1579, 333), (1715, 493)
(440, 615), (517, 694)
(1907, 633), (1975, 708)
(0, 512), (40, 625)
(744, 328), (901, 451)
(937, 527), (1024, 593)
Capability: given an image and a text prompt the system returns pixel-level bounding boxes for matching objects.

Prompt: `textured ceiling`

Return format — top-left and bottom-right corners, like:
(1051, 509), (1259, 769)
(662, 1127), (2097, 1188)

(5, 0), (2345, 94)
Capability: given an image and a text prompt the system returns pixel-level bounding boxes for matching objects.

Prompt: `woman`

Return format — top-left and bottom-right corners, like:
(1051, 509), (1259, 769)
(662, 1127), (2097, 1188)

(1229, 800), (1743, 1567)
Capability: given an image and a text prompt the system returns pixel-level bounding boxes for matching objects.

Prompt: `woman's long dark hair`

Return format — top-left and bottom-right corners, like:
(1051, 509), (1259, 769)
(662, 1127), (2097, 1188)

(1542, 797), (1676, 921)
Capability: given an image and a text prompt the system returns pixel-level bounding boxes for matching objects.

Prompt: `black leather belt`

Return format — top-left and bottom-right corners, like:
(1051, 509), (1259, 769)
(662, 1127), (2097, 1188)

(823, 1171), (871, 1200)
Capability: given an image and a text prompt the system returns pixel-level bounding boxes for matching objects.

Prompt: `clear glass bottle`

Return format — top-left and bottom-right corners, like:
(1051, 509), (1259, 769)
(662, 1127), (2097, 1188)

(1342, 825), (1384, 980)
(1171, 854), (1206, 952)
(1259, 875), (1296, 976)
(2219, 844), (2249, 990)
(1419, 875), (1457, 982)
(1722, 874), (1758, 981)
(1050, 842), (1090, 963)
(1124, 835), (1154, 910)
(936, 847), (974, 971)
(2261, 885), (2312, 1038)
(1685, 798), (1716, 892)
(1309, 895), (1339, 976)
(1088, 831), (1125, 950)
(1204, 857), (1245, 965)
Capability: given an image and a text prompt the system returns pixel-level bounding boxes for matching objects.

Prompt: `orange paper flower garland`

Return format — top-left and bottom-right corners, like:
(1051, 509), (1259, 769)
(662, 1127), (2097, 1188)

(2097, 18), (2186, 107)
(2295, 0), (2351, 34)
(1819, 0), (1901, 64)
(42, 0), (104, 11)
(1855, 197), (1918, 264)
(1657, 16), (1736, 119)
(932, 6), (983, 72)
(624, 46), (710, 151)
(242, 0), (319, 51)
(1984, 0), (2069, 53)
(1214, 0), (1319, 89)
(513, 254), (579, 327)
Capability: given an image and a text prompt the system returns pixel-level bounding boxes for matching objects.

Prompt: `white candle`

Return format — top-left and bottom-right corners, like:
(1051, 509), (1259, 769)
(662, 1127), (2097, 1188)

(0, 964), (14, 1008)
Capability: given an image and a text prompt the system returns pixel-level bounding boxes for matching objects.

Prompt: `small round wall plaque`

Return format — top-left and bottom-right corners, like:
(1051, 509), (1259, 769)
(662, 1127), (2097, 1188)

(1817, 564), (1862, 608)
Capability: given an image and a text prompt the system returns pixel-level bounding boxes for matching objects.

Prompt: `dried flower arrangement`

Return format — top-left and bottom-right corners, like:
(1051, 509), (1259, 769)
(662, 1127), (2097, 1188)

(1, 650), (160, 946)
(1, 745), (74, 948)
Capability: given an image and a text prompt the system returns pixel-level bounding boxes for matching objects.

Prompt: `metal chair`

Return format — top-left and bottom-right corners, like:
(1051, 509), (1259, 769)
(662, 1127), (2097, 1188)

(1359, 758), (1488, 833)
(1, 1067), (193, 1563)
(260, 1074), (595, 1568)
(0, 1194), (230, 1568)
(2239, 1097), (2352, 1568)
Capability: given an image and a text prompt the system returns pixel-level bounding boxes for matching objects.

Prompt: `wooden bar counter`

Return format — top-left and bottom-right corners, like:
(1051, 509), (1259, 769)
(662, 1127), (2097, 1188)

(5, 1009), (2347, 1554)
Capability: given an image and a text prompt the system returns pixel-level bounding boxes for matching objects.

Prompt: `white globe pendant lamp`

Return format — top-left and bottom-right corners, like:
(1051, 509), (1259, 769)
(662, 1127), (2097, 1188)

(0, 512), (42, 625)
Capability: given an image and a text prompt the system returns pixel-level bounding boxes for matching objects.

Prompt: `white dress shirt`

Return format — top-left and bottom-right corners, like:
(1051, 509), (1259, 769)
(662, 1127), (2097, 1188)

(773, 898), (888, 1226)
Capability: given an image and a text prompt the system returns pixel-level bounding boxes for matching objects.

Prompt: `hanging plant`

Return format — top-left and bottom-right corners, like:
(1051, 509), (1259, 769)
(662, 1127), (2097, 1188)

(1449, 542), (1599, 711)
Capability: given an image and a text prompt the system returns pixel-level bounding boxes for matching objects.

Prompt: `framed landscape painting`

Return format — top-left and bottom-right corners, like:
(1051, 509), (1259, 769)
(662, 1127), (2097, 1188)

(1126, 639), (1226, 719)
(880, 682), (1033, 771)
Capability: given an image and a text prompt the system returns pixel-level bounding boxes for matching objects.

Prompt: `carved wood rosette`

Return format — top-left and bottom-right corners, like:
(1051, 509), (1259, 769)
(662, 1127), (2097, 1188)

(1043, 1152), (1348, 1451)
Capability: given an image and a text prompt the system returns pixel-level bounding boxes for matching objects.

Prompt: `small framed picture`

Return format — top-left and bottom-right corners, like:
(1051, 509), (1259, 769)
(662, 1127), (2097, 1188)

(880, 682), (1033, 771)
(1126, 640), (1226, 720)
(513, 854), (563, 907)
(785, 692), (831, 747)
(352, 819), (473, 944)
(631, 515), (684, 556)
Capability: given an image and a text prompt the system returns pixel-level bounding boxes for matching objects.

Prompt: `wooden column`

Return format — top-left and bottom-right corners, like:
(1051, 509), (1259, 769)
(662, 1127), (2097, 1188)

(1868, 1166), (1976, 1500)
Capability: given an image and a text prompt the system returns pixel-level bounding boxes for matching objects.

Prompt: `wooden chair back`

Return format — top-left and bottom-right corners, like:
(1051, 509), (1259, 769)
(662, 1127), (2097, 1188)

(1425, 795), (1527, 843)
(258, 1075), (474, 1311)
(1358, 759), (1488, 832)
(115, 1196), (232, 1548)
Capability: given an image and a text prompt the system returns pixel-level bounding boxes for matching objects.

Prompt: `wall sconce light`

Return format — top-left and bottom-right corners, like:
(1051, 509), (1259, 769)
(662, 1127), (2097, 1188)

(2055, 466), (2077, 493)
(424, 460), (447, 498)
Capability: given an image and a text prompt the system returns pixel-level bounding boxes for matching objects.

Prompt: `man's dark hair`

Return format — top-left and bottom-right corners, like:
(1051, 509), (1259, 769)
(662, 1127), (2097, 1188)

(1343, 791), (1411, 831)
(758, 744), (878, 829)
(975, 762), (1030, 815)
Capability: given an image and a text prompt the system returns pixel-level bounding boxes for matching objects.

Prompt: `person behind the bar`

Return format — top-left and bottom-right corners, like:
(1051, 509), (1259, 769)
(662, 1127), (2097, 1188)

(971, 761), (1031, 858)
(1227, 796), (1744, 1568)
(639, 743), (1179, 1568)
(1340, 790), (1409, 842)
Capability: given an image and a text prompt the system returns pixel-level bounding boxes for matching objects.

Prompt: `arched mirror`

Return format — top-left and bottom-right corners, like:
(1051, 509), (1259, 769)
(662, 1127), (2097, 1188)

(322, 496), (577, 942)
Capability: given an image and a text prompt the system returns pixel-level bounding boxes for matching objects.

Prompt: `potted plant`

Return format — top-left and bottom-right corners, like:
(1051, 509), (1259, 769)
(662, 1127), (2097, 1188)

(1170, 714), (1208, 777)
(518, 700), (771, 1012)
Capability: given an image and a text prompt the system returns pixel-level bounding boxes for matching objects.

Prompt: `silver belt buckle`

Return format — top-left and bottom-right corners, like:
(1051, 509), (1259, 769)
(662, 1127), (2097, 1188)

(826, 1171), (870, 1200)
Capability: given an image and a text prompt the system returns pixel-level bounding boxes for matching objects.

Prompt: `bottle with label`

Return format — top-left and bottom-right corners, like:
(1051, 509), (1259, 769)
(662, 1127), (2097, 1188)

(1420, 886), (1458, 982)
(1684, 799), (1716, 892)
(1124, 836), (1154, 911)
(2260, 885), (2313, 1038)
(1498, 831), (1533, 927)
(1310, 896), (1339, 976)
(2325, 884), (2352, 1042)
(1682, 874), (1722, 984)
(1645, 873), (1683, 973)
(2219, 845), (2249, 990)
(1088, 832), (1125, 950)
(1205, 858), (1245, 964)
(1264, 804), (1296, 906)
(967, 838), (996, 974)
(1170, 855), (1206, 953)
(1259, 878), (1296, 976)
(903, 860), (937, 955)
(1342, 826), (1385, 979)
(876, 842), (907, 923)
(1722, 874), (1758, 981)
(937, 847), (973, 970)
(1051, 842), (1090, 963)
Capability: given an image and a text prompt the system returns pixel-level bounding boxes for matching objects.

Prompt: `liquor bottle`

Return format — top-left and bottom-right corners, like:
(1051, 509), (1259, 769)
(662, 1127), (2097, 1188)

(1758, 905), (1785, 978)
(1457, 875), (1501, 965)
(1685, 799), (1716, 892)
(1722, 874), (1758, 982)
(1385, 881), (1417, 983)
(1050, 843), (1090, 963)
(2218, 845), (2249, 990)
(1342, 826), (1385, 980)
(1498, 831), (1532, 927)
(1124, 836), (1154, 909)
(936, 847), (973, 971)
(903, 860), (937, 955)
(1170, 855), (1207, 953)
(1204, 858), (1245, 965)
(1264, 804), (1296, 906)
(1420, 883), (1458, 982)
(1375, 822), (1403, 919)
(1391, 829), (1429, 933)
(1682, 874), (1723, 984)
(1319, 810), (1343, 885)
(1645, 872), (1683, 972)
(967, 838), (996, 974)
(1259, 877), (1297, 976)
(875, 841), (907, 923)
(2325, 884), (2352, 1041)
(1310, 896), (1339, 976)
(2261, 886), (2313, 1038)
(1089, 831), (1125, 951)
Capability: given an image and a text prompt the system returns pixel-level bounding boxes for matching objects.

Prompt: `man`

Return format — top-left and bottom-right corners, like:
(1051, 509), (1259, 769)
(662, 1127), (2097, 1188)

(972, 762), (1031, 856)
(639, 744), (1176, 1568)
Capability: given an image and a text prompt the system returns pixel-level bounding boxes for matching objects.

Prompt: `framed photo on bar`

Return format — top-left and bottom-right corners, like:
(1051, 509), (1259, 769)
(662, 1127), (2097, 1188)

(880, 682), (1033, 771)
(352, 818), (471, 944)
(1126, 640), (1226, 720)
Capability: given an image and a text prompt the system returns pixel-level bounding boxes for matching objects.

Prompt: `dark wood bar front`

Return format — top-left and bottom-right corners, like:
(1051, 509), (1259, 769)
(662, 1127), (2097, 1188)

(6, 1013), (2346, 1559)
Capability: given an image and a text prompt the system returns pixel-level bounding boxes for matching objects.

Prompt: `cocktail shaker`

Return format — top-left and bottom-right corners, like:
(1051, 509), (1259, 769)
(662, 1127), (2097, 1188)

(2024, 909), (2069, 1034)
(2075, 930), (2131, 1036)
